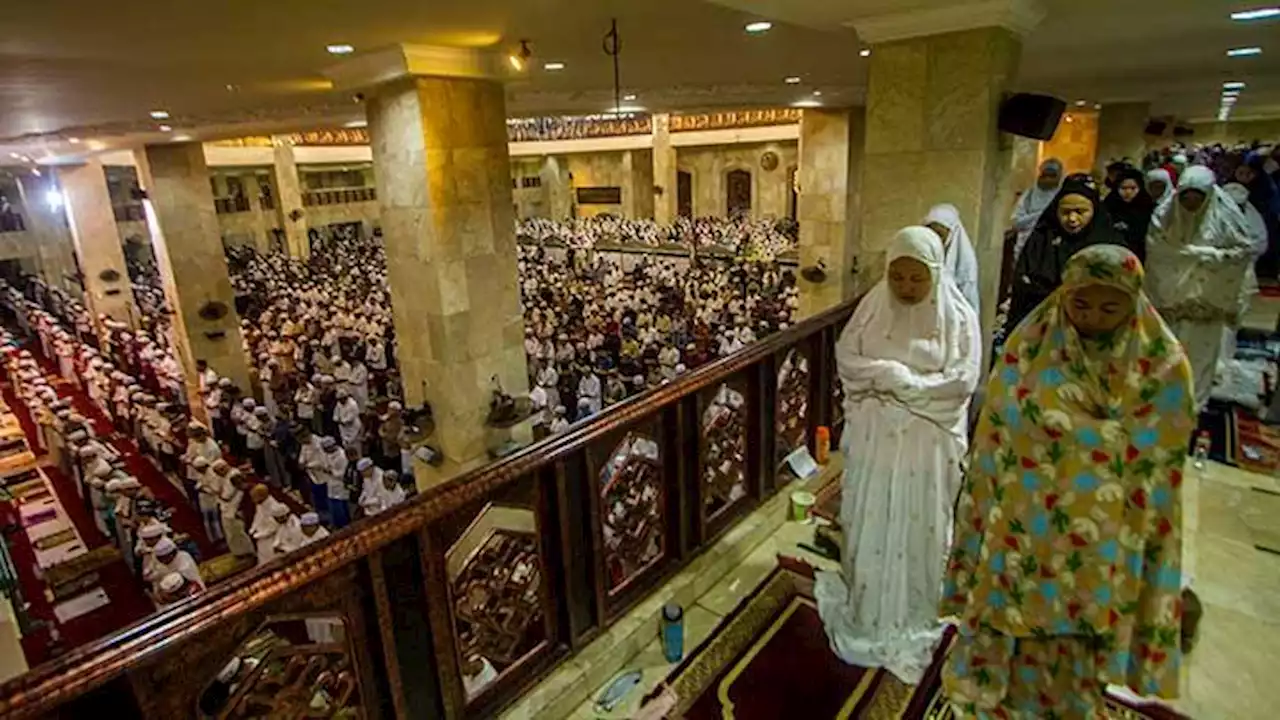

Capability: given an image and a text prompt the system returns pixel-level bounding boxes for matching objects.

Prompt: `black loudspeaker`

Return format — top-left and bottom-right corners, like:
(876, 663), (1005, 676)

(1173, 125), (1195, 138)
(997, 93), (1066, 140)
(1145, 120), (1168, 136)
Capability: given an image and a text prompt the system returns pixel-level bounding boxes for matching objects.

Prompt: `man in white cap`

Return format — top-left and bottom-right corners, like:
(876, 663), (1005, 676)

(149, 537), (205, 596)
(192, 456), (224, 543)
(183, 423), (222, 509)
(136, 521), (171, 584)
(359, 459), (406, 516)
(156, 571), (199, 608)
(248, 484), (287, 565)
(298, 511), (330, 547)
(219, 469), (254, 558)
(318, 437), (351, 528)
(333, 387), (362, 453)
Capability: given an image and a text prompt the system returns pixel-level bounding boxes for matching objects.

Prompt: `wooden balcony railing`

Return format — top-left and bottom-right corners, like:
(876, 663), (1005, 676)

(302, 187), (377, 207)
(0, 299), (856, 720)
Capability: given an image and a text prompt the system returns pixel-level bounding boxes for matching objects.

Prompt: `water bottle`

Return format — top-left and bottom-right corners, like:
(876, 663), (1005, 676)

(660, 603), (684, 663)
(1192, 430), (1210, 469)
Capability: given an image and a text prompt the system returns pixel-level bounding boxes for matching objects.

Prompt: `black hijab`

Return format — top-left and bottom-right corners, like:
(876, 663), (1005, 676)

(1006, 175), (1121, 333)
(1103, 166), (1155, 262)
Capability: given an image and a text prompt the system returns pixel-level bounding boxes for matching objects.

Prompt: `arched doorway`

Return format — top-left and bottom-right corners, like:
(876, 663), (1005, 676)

(726, 169), (752, 217)
(677, 170), (693, 218)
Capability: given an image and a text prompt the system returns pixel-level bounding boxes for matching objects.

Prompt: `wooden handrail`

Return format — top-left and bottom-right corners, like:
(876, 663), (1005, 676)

(0, 297), (857, 718)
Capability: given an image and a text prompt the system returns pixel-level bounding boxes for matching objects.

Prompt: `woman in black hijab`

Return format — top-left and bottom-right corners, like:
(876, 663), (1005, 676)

(1103, 166), (1156, 263)
(1004, 174), (1121, 335)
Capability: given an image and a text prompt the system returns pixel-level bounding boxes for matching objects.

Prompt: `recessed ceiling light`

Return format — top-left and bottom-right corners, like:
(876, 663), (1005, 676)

(1231, 7), (1280, 21)
(68, 137), (81, 144)
(149, 110), (170, 120)
(543, 62), (565, 71)
(172, 134), (193, 142)
(1223, 81), (1247, 89)
(1222, 89), (1241, 97)
(784, 76), (801, 84)
(1227, 46), (1263, 57)
(1093, 103), (1102, 110)
(791, 99), (821, 108)
(158, 125), (172, 132)
(623, 94), (637, 101)
(344, 119), (367, 128)
(859, 48), (872, 58)
(1074, 99), (1087, 106)
(225, 84), (237, 92)
(812, 90), (823, 97)
(326, 44), (355, 55)
(745, 21), (772, 33)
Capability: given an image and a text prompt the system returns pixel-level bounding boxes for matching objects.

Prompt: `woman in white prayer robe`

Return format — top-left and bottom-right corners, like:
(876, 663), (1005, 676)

(1145, 165), (1254, 411)
(922, 203), (981, 314)
(814, 226), (982, 685)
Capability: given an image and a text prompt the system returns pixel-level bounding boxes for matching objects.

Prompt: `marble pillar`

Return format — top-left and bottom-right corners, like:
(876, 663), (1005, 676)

(539, 156), (572, 220)
(271, 136), (308, 260)
(857, 26), (1021, 349)
(1095, 102), (1151, 173)
(652, 113), (677, 225)
(361, 62), (529, 489)
(57, 160), (135, 327)
(621, 150), (638, 219)
(797, 108), (864, 318)
(135, 143), (252, 418)
(15, 173), (80, 293)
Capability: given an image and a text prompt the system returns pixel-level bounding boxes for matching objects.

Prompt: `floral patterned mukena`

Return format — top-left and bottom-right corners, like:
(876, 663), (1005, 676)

(940, 244), (1195, 719)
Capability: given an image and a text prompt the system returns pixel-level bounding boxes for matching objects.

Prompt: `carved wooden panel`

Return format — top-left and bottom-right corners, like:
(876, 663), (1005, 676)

(775, 347), (810, 461)
(196, 615), (359, 719)
(597, 431), (664, 593)
(127, 564), (380, 720)
(699, 382), (748, 521)
(441, 495), (551, 702)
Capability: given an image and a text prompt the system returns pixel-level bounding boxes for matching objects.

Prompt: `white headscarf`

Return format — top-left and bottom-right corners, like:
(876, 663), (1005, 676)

(922, 203), (980, 314)
(835, 226), (981, 437)
(1145, 165), (1254, 314)
(1145, 168), (1174, 205)
(839, 227), (973, 375)
(1012, 159), (1064, 257)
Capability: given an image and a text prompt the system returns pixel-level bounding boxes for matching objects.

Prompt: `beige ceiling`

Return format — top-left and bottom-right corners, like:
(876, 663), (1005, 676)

(1, 0), (1277, 161)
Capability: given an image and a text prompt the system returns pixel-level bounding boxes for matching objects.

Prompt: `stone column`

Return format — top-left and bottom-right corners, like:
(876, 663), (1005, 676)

(57, 160), (135, 327)
(652, 113), (678, 225)
(540, 156), (573, 220)
(1095, 102), (1151, 173)
(796, 108), (864, 318)
(851, 5), (1035, 350)
(134, 143), (253, 419)
(15, 173), (80, 293)
(332, 44), (530, 489)
(271, 136), (309, 260)
(621, 150), (638, 219)
(239, 172), (272, 253)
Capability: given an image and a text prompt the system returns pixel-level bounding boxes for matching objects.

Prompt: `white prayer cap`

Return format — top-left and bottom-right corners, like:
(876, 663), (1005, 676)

(321, 436), (338, 449)
(192, 456), (211, 469)
(92, 464), (112, 479)
(356, 458), (373, 471)
(103, 479), (123, 494)
(154, 537), (177, 555)
(271, 503), (291, 518)
(388, 401), (402, 411)
(159, 572), (185, 593)
(139, 523), (165, 539)
(211, 459), (230, 472)
(77, 444), (97, 457)
(241, 397), (255, 408)
(300, 512), (320, 526)
(218, 377), (233, 388)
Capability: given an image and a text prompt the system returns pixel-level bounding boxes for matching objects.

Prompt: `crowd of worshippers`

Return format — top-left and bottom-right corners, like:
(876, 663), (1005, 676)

(1, 279), (411, 607)
(515, 215), (799, 260)
(517, 243), (799, 430)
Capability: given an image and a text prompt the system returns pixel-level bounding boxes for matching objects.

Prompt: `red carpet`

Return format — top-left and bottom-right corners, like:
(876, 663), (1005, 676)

(1, 371), (155, 668)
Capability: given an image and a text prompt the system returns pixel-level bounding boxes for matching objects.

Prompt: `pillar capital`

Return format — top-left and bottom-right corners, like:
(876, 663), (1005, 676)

(848, 0), (1045, 44)
(325, 43), (510, 91)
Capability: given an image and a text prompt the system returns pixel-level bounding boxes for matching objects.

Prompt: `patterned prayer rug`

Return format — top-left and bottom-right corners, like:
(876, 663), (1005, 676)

(657, 559), (1189, 719)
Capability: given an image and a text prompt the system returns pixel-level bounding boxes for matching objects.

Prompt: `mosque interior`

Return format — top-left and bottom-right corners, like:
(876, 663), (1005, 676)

(1, 0), (1280, 718)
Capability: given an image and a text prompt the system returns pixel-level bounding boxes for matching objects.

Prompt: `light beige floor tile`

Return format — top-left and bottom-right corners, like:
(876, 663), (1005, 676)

(571, 604), (723, 719)
(1172, 603), (1280, 720)
(1192, 531), (1280, 623)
